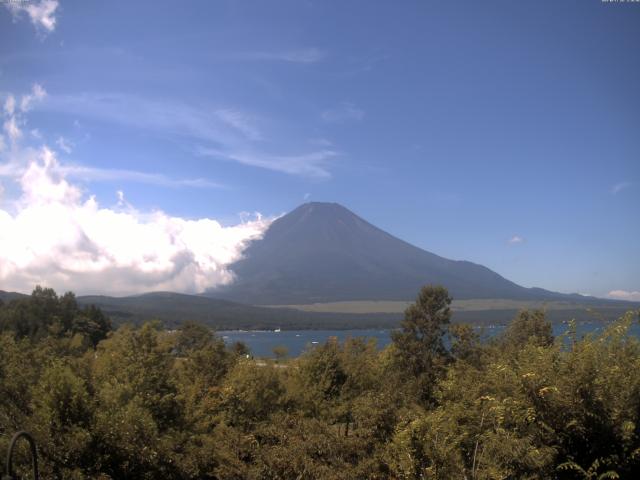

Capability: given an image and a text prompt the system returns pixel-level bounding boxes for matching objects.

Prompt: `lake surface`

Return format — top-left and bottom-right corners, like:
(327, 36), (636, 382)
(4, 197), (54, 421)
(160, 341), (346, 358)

(219, 321), (640, 357)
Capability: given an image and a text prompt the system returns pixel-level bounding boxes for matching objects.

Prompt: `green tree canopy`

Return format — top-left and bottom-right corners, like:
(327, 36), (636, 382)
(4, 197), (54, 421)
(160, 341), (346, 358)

(391, 284), (452, 404)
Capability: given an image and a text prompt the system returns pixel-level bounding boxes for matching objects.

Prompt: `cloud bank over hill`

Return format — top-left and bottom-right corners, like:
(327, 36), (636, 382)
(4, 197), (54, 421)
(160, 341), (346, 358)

(0, 86), (271, 295)
(608, 290), (640, 302)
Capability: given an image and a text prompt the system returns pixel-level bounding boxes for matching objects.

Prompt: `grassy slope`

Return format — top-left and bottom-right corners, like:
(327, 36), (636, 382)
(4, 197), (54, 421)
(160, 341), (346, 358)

(80, 293), (637, 330)
(76, 292), (400, 330)
(260, 298), (640, 328)
(262, 298), (640, 314)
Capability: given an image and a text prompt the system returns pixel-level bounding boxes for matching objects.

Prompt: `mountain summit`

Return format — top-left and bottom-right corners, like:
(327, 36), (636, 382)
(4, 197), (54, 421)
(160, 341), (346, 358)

(209, 202), (567, 305)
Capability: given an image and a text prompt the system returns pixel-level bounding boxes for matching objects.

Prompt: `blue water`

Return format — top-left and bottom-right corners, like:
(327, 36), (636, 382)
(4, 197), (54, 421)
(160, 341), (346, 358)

(219, 329), (392, 358)
(219, 322), (640, 358)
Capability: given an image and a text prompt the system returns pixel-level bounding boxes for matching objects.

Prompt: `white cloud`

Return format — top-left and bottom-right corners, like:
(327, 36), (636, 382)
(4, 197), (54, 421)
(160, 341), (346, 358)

(607, 290), (640, 302)
(0, 85), (267, 295)
(116, 189), (127, 208)
(56, 136), (73, 153)
(59, 164), (223, 189)
(5, 0), (59, 34)
(0, 146), (271, 295)
(321, 102), (365, 123)
(230, 48), (326, 64)
(198, 147), (336, 178)
(1, 87), (223, 189)
(309, 138), (334, 147)
(20, 83), (47, 112)
(4, 95), (16, 116)
(215, 109), (262, 141)
(39, 92), (336, 177)
(3, 116), (22, 142)
(611, 181), (633, 195)
(41, 92), (241, 142)
(508, 235), (525, 245)
(0, 156), (23, 177)
(2, 84), (47, 144)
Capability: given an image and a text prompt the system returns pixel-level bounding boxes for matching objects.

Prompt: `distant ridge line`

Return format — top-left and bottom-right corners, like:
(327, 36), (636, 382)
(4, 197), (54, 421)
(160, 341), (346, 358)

(206, 202), (616, 305)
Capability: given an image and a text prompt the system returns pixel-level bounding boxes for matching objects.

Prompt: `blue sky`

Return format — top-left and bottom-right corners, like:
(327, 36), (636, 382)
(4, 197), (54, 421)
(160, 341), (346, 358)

(0, 0), (639, 299)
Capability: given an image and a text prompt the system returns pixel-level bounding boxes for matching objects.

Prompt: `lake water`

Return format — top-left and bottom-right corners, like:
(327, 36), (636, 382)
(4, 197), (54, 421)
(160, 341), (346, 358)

(219, 321), (640, 358)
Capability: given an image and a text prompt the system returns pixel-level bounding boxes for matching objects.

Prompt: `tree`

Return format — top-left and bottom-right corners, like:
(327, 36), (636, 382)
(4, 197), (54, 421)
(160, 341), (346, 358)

(0, 287), (111, 345)
(501, 309), (553, 349)
(231, 341), (251, 357)
(272, 345), (289, 363)
(72, 305), (112, 347)
(90, 323), (181, 478)
(391, 285), (452, 405)
(449, 323), (483, 366)
(175, 321), (214, 355)
(220, 360), (286, 430)
(30, 362), (94, 479)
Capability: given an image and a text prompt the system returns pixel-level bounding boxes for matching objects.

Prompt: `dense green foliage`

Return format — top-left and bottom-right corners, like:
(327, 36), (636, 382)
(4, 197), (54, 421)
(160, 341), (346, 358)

(0, 286), (111, 346)
(1, 286), (639, 479)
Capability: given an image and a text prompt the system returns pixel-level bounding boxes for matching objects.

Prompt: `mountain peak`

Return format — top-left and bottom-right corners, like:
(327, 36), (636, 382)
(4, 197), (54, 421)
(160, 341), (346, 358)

(292, 202), (354, 217)
(207, 201), (570, 304)
(277, 202), (372, 234)
(299, 201), (343, 208)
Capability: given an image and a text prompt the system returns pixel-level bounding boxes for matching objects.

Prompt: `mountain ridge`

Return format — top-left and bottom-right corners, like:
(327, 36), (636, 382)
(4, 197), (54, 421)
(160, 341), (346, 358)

(208, 202), (588, 304)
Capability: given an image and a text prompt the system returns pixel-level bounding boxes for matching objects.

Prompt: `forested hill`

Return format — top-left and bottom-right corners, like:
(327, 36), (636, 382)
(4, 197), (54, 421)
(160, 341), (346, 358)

(208, 202), (600, 305)
(1, 289), (637, 330)
(0, 290), (27, 303)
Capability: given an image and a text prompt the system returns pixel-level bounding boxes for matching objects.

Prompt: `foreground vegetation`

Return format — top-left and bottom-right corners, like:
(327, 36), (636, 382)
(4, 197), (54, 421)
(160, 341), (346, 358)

(1, 286), (639, 479)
